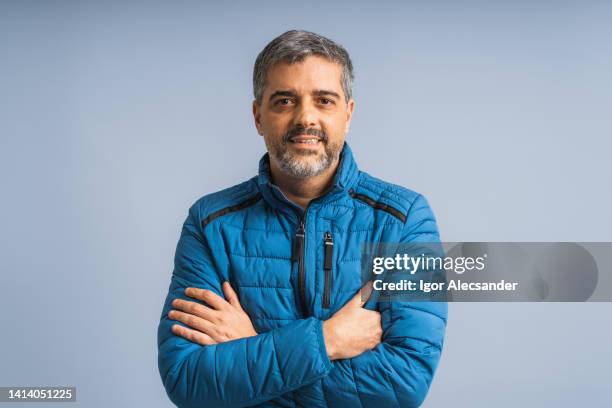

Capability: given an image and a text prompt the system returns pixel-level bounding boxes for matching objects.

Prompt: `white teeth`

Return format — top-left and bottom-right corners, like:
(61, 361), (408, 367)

(292, 139), (319, 144)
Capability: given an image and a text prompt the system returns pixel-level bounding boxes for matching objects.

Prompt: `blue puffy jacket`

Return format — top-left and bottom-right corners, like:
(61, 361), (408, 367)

(158, 143), (447, 407)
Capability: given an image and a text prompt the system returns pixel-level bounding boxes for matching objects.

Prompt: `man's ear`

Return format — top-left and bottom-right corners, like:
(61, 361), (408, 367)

(344, 98), (355, 134)
(252, 100), (264, 136)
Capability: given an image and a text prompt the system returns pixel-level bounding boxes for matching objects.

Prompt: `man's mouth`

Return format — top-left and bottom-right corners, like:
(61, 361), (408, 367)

(288, 135), (322, 145)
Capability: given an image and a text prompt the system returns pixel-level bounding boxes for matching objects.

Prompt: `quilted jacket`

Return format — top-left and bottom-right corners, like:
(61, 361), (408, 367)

(157, 142), (447, 407)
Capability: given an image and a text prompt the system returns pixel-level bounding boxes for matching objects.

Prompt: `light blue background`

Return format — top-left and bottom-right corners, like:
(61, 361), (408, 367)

(1, 1), (611, 406)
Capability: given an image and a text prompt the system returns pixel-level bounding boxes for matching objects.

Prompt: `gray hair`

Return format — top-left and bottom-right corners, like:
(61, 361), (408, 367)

(253, 30), (354, 105)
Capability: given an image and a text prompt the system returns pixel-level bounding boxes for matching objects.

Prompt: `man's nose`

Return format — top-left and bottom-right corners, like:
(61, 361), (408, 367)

(293, 100), (319, 129)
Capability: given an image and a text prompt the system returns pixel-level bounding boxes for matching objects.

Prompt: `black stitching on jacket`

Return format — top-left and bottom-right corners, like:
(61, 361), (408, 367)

(348, 189), (407, 223)
(201, 193), (262, 228)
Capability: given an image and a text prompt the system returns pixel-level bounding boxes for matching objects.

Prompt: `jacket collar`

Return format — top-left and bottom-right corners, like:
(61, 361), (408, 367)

(257, 142), (360, 214)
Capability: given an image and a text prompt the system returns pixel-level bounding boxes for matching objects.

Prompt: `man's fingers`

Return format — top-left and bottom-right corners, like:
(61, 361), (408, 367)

(222, 281), (241, 309)
(168, 310), (215, 335)
(171, 298), (216, 321)
(171, 324), (216, 346)
(350, 281), (374, 307)
(184, 287), (229, 310)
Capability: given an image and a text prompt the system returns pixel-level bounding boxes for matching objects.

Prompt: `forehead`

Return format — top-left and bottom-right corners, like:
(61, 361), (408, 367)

(264, 55), (343, 94)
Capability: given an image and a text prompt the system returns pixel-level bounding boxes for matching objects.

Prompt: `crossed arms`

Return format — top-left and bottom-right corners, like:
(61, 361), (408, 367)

(157, 195), (447, 408)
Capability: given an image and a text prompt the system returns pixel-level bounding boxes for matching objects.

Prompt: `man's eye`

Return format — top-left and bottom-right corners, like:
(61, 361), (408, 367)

(276, 98), (292, 105)
(320, 98), (333, 105)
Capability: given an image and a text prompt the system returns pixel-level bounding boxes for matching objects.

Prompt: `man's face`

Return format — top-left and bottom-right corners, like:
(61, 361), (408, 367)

(253, 55), (355, 179)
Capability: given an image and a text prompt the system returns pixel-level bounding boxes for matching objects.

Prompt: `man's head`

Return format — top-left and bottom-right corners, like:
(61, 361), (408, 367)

(252, 30), (355, 180)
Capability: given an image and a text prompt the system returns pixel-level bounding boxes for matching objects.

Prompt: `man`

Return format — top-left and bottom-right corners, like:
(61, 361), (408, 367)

(157, 29), (447, 408)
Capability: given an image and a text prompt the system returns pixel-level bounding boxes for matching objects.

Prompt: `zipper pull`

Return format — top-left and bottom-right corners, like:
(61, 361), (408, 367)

(292, 220), (305, 262)
(324, 231), (333, 270)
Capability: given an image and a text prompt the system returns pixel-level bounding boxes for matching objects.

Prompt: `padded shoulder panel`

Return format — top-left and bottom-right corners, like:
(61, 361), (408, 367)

(191, 176), (260, 228)
(351, 171), (423, 223)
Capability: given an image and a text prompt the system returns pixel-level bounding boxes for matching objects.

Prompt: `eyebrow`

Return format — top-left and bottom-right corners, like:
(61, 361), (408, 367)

(268, 89), (341, 102)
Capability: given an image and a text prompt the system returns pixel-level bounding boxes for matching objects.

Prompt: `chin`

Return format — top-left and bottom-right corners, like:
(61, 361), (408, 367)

(287, 148), (322, 158)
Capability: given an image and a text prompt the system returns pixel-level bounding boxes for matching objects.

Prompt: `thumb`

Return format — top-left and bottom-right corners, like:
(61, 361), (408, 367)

(222, 281), (241, 308)
(349, 281), (374, 308)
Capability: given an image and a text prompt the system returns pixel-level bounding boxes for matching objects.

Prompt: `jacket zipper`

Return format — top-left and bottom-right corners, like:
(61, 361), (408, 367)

(323, 231), (333, 309)
(293, 217), (307, 316)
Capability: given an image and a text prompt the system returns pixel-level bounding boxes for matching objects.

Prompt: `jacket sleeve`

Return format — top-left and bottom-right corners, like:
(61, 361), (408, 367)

(157, 204), (333, 408)
(320, 193), (448, 407)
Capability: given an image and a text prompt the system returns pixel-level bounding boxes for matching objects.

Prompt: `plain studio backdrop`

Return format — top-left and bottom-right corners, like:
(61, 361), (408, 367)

(1, 1), (611, 407)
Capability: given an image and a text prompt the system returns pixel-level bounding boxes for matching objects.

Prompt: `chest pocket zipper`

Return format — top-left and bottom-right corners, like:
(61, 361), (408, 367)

(323, 231), (334, 309)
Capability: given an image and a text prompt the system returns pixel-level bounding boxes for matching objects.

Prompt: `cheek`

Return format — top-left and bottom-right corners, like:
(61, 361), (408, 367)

(326, 111), (349, 130)
(324, 120), (347, 139)
(263, 115), (292, 136)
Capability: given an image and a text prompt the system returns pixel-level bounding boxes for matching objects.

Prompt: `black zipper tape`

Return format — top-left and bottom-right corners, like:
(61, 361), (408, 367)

(323, 231), (333, 309)
(295, 220), (307, 315)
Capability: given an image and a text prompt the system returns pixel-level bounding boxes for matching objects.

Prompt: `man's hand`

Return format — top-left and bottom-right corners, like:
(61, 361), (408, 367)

(323, 282), (382, 360)
(168, 281), (257, 346)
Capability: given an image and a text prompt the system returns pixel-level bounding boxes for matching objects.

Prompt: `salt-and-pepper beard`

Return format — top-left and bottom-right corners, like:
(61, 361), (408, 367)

(270, 127), (343, 179)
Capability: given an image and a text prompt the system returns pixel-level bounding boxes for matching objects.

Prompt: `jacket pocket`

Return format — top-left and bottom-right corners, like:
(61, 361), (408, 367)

(323, 231), (333, 309)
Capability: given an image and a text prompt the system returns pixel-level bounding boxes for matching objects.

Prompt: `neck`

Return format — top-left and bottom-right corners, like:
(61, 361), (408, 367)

(269, 159), (339, 210)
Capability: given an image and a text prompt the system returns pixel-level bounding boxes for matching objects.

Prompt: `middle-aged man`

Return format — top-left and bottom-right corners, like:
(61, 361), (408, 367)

(157, 29), (447, 408)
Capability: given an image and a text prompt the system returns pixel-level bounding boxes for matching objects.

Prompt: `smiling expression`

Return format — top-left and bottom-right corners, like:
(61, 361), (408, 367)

(253, 55), (355, 179)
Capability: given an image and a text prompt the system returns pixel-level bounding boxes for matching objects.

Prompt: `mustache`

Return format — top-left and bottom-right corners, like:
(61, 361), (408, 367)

(282, 126), (328, 143)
